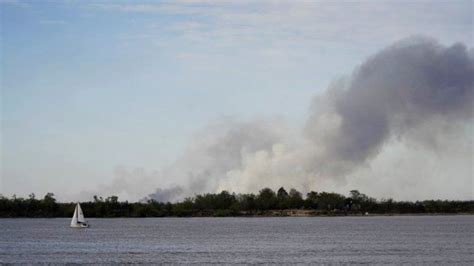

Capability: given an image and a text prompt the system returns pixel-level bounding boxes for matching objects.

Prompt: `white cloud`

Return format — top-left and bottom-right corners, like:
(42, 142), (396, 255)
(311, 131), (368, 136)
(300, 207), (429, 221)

(91, 0), (472, 70)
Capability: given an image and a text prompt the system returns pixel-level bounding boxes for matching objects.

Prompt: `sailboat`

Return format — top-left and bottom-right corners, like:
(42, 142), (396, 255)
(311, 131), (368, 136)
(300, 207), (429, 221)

(70, 203), (89, 228)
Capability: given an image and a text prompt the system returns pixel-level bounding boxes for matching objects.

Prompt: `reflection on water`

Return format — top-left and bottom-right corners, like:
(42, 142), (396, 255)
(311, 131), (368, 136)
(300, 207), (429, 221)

(0, 216), (473, 264)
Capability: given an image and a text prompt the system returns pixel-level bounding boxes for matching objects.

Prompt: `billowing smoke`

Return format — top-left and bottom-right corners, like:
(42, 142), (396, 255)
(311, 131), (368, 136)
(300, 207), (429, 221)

(305, 36), (473, 176)
(87, 36), (473, 201)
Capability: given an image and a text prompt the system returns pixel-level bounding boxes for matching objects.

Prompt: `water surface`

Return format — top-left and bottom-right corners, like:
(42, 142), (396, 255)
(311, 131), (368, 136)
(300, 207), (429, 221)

(1, 216), (473, 264)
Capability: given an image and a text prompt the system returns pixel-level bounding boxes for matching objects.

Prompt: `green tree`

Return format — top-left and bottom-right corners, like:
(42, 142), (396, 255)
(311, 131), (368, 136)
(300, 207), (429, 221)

(305, 191), (319, 209)
(317, 192), (346, 211)
(42, 193), (57, 217)
(237, 194), (256, 212)
(256, 188), (277, 210)
(288, 188), (304, 209)
(277, 187), (289, 209)
(215, 191), (236, 210)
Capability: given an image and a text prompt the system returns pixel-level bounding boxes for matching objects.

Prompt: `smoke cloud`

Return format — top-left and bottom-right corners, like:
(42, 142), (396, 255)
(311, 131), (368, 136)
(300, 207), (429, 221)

(88, 36), (473, 201)
(305, 36), (473, 175)
(144, 186), (184, 203)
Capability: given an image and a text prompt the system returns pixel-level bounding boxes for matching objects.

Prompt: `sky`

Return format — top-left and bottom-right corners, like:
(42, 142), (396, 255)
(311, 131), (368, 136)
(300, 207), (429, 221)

(1, 0), (473, 202)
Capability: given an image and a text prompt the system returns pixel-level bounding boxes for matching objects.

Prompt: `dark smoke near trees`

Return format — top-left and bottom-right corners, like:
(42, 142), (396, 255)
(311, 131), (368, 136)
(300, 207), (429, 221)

(86, 36), (473, 203)
(144, 186), (183, 203)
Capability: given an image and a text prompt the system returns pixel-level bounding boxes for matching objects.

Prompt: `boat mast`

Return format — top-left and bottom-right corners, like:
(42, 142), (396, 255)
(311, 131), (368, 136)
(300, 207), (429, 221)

(75, 203), (78, 222)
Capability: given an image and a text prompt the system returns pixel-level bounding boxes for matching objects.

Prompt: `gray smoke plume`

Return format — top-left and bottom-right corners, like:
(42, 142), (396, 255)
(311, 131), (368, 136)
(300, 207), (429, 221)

(305, 36), (473, 178)
(161, 118), (292, 195)
(86, 36), (473, 201)
(144, 186), (184, 203)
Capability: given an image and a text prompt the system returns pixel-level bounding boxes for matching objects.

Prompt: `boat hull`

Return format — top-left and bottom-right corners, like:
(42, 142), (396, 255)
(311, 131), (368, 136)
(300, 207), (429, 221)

(70, 223), (89, 228)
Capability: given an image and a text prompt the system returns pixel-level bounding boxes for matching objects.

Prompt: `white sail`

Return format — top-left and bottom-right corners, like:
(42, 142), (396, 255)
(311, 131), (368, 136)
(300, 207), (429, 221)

(70, 203), (88, 228)
(70, 204), (78, 226)
(77, 203), (86, 223)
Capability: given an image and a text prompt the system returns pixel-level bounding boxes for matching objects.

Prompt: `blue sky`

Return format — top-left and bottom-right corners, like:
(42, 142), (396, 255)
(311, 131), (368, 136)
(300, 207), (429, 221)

(1, 0), (473, 200)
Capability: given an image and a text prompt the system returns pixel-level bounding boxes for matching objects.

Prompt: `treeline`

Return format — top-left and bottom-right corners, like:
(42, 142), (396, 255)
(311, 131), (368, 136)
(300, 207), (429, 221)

(1, 188), (473, 218)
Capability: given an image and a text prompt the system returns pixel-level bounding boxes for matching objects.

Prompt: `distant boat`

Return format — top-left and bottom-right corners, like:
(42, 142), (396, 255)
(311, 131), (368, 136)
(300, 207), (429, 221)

(70, 203), (89, 228)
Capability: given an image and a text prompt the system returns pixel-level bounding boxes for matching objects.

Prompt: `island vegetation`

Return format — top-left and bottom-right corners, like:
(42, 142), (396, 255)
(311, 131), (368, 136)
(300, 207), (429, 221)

(1, 188), (473, 218)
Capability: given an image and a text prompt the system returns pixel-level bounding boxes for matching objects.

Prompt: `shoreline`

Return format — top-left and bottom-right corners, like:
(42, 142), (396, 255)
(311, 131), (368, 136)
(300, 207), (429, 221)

(2, 212), (473, 219)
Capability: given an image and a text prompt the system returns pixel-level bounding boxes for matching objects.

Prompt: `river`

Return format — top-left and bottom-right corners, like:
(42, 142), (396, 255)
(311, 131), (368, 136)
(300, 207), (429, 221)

(1, 215), (473, 264)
